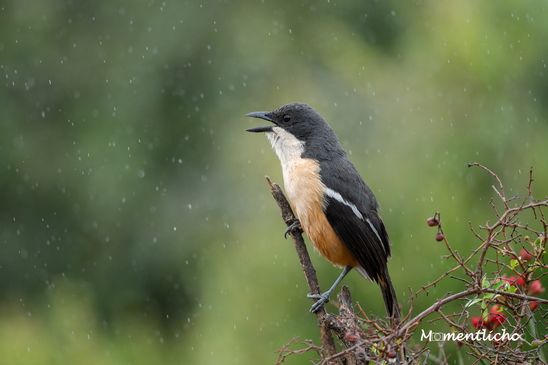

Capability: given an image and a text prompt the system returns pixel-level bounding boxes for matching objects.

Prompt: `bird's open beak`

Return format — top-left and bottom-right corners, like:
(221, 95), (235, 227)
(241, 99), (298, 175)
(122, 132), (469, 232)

(245, 111), (275, 133)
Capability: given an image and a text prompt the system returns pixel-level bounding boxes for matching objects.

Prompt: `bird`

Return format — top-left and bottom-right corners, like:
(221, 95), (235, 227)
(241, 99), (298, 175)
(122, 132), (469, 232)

(246, 103), (400, 320)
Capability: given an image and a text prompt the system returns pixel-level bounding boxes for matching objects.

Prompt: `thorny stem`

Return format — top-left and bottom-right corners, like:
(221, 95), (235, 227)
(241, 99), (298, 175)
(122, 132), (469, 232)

(475, 199), (548, 284)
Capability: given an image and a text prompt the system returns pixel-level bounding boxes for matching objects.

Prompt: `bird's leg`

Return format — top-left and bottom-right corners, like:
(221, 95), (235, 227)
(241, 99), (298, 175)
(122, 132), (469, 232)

(284, 218), (302, 239)
(307, 266), (352, 313)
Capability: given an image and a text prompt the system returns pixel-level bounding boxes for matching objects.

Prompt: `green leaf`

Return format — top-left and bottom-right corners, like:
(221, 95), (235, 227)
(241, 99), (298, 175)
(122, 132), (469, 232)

(482, 307), (489, 321)
(492, 281), (506, 291)
(482, 276), (490, 289)
(510, 259), (519, 269)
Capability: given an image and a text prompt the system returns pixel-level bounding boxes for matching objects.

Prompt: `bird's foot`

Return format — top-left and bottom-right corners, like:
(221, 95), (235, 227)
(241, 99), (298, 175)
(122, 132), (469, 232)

(307, 292), (330, 313)
(284, 219), (302, 239)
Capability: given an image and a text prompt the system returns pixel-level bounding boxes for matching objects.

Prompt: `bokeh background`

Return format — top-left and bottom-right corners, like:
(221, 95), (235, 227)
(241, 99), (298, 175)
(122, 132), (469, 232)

(1, 0), (547, 364)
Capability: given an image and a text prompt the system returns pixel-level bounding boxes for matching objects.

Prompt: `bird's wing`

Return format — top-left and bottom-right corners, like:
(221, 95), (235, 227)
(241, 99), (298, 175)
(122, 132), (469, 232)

(320, 158), (391, 282)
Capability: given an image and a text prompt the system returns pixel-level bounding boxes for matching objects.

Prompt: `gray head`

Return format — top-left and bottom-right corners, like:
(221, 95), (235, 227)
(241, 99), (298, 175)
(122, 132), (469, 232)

(246, 103), (345, 160)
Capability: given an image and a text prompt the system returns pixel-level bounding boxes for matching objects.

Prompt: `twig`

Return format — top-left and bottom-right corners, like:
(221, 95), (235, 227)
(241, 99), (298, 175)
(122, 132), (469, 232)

(275, 337), (322, 365)
(393, 288), (479, 339)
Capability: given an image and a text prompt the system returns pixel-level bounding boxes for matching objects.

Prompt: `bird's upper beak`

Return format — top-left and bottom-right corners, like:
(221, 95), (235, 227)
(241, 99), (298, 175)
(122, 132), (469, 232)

(245, 111), (276, 133)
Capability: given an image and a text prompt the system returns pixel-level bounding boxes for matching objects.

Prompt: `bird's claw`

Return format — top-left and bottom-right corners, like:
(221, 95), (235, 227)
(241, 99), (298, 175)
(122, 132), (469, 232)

(284, 219), (302, 239)
(308, 292), (330, 313)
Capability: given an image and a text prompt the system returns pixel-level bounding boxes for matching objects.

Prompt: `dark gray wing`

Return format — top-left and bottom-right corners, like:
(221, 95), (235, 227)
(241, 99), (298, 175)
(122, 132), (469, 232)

(320, 158), (391, 282)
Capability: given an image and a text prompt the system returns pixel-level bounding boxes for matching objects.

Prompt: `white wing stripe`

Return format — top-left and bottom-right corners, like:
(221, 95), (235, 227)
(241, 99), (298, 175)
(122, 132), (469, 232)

(324, 187), (364, 220)
(366, 218), (385, 251)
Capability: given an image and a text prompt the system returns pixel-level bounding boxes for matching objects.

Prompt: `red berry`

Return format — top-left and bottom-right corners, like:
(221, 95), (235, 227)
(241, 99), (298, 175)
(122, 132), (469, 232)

(489, 313), (506, 329)
(489, 304), (501, 314)
(471, 316), (483, 329)
(502, 275), (525, 288)
(528, 280), (545, 295)
(529, 301), (539, 311)
(426, 217), (439, 227)
(488, 305), (506, 330)
(435, 232), (444, 242)
(519, 248), (533, 261)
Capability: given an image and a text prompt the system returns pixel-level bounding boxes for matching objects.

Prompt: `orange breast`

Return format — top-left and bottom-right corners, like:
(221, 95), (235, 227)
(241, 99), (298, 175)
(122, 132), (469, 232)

(283, 158), (358, 268)
(303, 202), (358, 267)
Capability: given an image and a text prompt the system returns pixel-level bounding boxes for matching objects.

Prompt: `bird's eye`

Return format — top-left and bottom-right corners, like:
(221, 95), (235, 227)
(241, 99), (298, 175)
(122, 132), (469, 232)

(283, 115), (291, 123)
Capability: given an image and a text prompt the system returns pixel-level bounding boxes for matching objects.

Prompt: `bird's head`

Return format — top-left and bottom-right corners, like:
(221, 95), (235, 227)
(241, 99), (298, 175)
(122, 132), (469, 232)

(246, 103), (325, 140)
(246, 103), (343, 161)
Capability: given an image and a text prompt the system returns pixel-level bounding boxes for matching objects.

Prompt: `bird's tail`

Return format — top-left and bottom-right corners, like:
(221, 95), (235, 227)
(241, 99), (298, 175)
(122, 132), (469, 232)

(379, 268), (400, 322)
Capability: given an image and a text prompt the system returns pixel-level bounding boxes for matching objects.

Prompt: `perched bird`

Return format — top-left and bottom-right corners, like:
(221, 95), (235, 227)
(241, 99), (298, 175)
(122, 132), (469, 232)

(246, 103), (400, 319)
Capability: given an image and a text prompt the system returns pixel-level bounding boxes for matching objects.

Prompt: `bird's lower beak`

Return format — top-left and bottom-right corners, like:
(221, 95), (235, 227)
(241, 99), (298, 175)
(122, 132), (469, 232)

(245, 111), (275, 133)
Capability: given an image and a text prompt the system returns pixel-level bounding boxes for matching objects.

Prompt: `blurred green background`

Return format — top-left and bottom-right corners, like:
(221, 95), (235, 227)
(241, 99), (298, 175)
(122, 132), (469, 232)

(1, 0), (547, 364)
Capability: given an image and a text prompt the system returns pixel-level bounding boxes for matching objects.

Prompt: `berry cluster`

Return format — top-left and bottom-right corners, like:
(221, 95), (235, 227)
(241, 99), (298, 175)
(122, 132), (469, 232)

(426, 212), (545, 337)
(470, 305), (506, 330)
(426, 212), (444, 241)
(469, 241), (545, 330)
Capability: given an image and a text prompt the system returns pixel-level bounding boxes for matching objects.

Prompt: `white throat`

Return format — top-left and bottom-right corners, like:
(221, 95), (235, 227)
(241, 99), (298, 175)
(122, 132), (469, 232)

(266, 126), (310, 205)
(266, 127), (305, 169)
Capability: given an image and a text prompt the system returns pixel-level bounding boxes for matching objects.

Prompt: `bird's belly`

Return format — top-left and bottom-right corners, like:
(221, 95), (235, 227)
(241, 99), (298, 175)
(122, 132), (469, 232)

(301, 204), (358, 267)
(282, 158), (357, 268)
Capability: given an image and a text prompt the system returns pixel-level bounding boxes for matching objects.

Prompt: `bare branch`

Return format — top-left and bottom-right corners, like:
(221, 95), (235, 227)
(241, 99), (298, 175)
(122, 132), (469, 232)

(266, 177), (339, 362)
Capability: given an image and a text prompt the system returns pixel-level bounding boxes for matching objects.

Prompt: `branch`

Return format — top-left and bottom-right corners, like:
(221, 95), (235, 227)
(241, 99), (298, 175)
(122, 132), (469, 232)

(482, 289), (548, 304)
(393, 288), (478, 339)
(266, 177), (339, 362)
